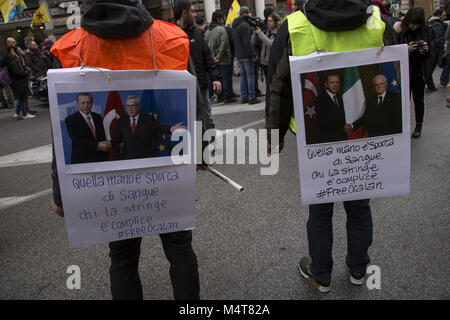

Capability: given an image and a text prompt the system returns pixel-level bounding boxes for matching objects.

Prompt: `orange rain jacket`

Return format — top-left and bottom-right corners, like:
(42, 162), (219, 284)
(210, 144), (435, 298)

(51, 20), (189, 71)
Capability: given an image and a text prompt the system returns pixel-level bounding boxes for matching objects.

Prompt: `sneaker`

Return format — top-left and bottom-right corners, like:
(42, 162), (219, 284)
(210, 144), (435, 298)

(298, 257), (331, 293)
(412, 123), (422, 139)
(13, 113), (20, 118)
(437, 82), (446, 88)
(248, 98), (261, 105)
(24, 114), (36, 119)
(426, 88), (437, 93)
(350, 270), (366, 286)
(241, 98), (249, 104)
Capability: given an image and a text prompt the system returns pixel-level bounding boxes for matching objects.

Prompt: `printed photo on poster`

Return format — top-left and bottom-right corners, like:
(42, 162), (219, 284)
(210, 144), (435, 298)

(58, 89), (188, 166)
(301, 61), (402, 145)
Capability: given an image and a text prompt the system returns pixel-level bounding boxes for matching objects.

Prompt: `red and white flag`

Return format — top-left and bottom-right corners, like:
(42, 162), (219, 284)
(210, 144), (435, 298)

(302, 72), (320, 144)
(102, 91), (125, 141)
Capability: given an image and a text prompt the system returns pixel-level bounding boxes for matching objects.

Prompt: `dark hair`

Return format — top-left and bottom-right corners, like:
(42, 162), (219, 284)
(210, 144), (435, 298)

(77, 92), (93, 102)
(212, 10), (225, 23)
(402, 7), (425, 31)
(174, 0), (192, 21)
(264, 7), (274, 20)
(433, 9), (443, 17)
(269, 12), (282, 29)
(195, 16), (205, 25)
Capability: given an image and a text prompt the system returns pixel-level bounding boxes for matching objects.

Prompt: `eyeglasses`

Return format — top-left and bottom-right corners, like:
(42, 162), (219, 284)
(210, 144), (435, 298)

(125, 104), (140, 108)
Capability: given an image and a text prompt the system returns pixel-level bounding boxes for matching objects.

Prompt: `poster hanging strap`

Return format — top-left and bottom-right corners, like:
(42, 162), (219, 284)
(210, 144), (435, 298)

(75, 28), (112, 83)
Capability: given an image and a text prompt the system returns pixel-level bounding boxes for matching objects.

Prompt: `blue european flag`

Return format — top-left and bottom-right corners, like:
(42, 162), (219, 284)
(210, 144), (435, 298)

(381, 61), (400, 93)
(142, 89), (188, 157)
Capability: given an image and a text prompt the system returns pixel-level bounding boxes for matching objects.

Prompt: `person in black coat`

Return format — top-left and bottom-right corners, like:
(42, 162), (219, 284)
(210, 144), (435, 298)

(398, 7), (430, 138)
(352, 75), (402, 137)
(5, 47), (33, 119)
(110, 95), (185, 159)
(174, 0), (221, 134)
(315, 73), (348, 143)
(65, 92), (109, 164)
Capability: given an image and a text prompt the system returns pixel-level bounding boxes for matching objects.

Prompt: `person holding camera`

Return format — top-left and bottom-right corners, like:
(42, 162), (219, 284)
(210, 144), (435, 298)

(252, 13), (282, 81)
(232, 6), (261, 105)
(399, 7), (430, 139)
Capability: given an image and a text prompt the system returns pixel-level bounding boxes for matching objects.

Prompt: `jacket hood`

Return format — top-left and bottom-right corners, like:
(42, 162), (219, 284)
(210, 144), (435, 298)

(302, 0), (371, 31)
(81, 0), (154, 39)
(232, 16), (245, 29)
(428, 16), (441, 23)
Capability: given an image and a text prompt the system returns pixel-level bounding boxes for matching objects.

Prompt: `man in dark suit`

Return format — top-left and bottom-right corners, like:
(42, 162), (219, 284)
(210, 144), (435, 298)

(315, 74), (350, 143)
(65, 93), (110, 164)
(109, 95), (185, 159)
(351, 75), (402, 137)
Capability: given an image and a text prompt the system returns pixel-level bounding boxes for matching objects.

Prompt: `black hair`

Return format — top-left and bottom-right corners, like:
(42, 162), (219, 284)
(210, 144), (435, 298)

(402, 7), (425, 31)
(263, 7), (274, 20)
(212, 10), (225, 23)
(174, 0), (192, 21)
(433, 9), (443, 17)
(195, 16), (205, 25)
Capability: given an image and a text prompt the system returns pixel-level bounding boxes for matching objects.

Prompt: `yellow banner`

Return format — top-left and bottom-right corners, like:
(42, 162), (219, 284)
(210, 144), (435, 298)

(31, 2), (50, 27)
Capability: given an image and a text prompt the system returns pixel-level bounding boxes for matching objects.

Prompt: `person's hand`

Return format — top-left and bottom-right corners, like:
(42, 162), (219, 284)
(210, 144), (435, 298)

(255, 26), (262, 34)
(446, 96), (450, 108)
(422, 41), (429, 52)
(253, 56), (259, 62)
(344, 124), (353, 134)
(213, 57), (219, 63)
(408, 41), (418, 52)
(98, 141), (111, 152)
(50, 200), (64, 217)
(267, 142), (284, 155)
(213, 81), (222, 94)
(171, 122), (187, 132)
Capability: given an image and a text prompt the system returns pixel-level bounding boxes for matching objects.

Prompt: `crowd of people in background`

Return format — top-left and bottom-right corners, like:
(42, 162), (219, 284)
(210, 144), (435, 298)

(0, 35), (59, 119)
(1, 0), (449, 131)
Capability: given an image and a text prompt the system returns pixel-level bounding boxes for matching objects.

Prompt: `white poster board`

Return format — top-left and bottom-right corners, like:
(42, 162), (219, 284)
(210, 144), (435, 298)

(48, 68), (197, 248)
(290, 45), (410, 205)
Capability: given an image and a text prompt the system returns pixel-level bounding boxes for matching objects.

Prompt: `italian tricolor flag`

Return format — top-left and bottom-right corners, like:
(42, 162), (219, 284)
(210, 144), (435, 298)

(342, 66), (366, 124)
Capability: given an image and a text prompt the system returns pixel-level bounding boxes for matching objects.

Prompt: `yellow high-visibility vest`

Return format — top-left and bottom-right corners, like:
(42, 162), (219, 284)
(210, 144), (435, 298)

(287, 6), (385, 133)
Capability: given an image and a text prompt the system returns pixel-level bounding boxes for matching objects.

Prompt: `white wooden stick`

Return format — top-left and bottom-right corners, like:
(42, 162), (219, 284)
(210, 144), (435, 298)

(205, 166), (244, 192)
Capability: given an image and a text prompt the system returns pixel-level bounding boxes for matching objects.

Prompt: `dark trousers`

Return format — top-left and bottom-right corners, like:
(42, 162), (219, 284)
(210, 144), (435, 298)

(307, 199), (372, 283)
(109, 230), (200, 300)
(425, 49), (441, 89)
(218, 64), (232, 101)
(410, 76), (425, 124)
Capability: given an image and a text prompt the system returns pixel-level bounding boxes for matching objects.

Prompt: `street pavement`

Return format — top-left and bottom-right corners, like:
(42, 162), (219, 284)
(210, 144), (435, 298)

(0, 73), (449, 300)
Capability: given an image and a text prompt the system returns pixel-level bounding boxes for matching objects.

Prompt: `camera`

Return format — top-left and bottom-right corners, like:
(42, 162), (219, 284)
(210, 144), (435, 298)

(412, 40), (426, 55)
(244, 16), (265, 30)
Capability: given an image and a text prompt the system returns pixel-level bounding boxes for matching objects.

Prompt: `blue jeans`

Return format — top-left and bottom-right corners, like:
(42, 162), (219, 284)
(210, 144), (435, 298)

(439, 54), (450, 86)
(307, 199), (373, 283)
(15, 97), (27, 116)
(238, 59), (255, 100)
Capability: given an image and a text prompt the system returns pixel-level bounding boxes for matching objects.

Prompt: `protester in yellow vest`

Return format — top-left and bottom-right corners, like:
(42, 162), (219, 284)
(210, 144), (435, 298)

(266, 0), (396, 293)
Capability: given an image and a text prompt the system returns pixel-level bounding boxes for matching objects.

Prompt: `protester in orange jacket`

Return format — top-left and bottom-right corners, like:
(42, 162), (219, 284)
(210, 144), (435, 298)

(50, 0), (200, 300)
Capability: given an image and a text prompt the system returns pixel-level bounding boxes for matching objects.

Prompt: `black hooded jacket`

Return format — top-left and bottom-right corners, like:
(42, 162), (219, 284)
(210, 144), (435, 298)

(178, 24), (221, 90)
(81, 0), (153, 38)
(266, 0), (397, 144)
(232, 17), (257, 59)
